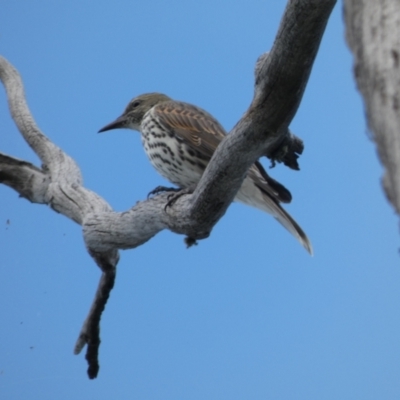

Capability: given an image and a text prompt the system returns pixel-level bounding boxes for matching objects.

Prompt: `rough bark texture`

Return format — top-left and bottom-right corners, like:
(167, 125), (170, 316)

(344, 1), (400, 215)
(0, 0), (336, 378)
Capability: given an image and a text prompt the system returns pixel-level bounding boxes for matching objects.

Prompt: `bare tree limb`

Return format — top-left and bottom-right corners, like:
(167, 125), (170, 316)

(0, 0), (336, 378)
(0, 154), (49, 202)
(187, 0), (336, 234)
(74, 256), (117, 379)
(344, 1), (400, 215)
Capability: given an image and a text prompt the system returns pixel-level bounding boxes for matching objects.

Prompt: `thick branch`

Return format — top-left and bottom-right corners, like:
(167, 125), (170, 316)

(187, 0), (336, 234)
(344, 1), (400, 215)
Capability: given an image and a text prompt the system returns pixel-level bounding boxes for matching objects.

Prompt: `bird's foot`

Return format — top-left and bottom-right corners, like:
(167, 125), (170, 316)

(165, 186), (195, 210)
(148, 185), (180, 198)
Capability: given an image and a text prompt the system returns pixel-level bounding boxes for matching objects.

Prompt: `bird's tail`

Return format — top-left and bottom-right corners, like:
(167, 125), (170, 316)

(236, 178), (313, 255)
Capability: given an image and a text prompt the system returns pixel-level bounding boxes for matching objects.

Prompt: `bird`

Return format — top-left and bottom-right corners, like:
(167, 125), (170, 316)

(98, 93), (312, 254)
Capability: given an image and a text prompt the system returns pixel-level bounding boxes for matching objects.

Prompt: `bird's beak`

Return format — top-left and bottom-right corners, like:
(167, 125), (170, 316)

(98, 114), (128, 133)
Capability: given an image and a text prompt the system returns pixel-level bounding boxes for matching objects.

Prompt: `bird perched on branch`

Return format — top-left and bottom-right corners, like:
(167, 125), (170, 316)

(99, 93), (312, 254)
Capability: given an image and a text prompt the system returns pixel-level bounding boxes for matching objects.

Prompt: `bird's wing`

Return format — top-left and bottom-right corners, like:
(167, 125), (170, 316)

(154, 100), (292, 203)
(248, 162), (292, 203)
(154, 101), (226, 159)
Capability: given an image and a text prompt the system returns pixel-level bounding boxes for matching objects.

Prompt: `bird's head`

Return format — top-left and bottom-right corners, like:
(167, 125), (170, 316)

(98, 92), (171, 132)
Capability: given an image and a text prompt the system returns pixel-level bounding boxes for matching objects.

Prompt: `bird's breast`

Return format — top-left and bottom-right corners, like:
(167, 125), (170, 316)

(140, 114), (206, 188)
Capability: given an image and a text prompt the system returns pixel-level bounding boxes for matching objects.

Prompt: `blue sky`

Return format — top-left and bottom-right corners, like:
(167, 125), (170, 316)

(1, 1), (400, 399)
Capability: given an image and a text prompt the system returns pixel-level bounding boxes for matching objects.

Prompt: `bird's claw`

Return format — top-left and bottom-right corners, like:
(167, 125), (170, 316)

(147, 185), (180, 198)
(164, 187), (194, 210)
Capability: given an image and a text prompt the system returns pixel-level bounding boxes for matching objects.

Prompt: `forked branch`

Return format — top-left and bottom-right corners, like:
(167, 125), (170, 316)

(0, 0), (336, 378)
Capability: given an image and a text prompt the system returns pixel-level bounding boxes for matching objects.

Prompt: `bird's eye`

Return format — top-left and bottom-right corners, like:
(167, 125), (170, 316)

(131, 101), (141, 108)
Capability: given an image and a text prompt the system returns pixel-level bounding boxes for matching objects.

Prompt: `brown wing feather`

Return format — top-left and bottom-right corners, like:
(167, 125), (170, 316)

(155, 101), (225, 158)
(249, 162), (292, 203)
(154, 100), (292, 204)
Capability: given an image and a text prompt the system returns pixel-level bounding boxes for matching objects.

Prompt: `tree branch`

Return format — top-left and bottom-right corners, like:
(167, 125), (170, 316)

(187, 0), (336, 236)
(0, 0), (336, 378)
(344, 1), (400, 216)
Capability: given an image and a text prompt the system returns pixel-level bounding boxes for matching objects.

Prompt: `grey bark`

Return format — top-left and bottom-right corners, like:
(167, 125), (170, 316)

(0, 0), (336, 378)
(344, 1), (400, 215)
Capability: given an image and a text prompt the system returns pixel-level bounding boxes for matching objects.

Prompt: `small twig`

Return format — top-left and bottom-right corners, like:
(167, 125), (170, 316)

(262, 129), (304, 170)
(74, 252), (117, 378)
